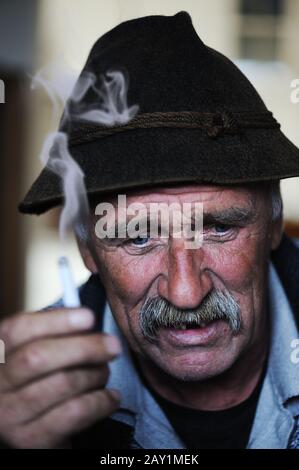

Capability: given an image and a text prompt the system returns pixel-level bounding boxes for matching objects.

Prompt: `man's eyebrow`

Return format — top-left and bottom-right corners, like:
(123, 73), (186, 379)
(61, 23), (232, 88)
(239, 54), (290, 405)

(102, 206), (255, 237)
(106, 215), (150, 238)
(203, 207), (256, 225)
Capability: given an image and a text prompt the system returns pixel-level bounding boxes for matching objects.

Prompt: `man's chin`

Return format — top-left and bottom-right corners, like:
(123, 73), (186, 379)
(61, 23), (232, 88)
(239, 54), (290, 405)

(153, 347), (238, 382)
(135, 320), (241, 382)
(141, 325), (241, 382)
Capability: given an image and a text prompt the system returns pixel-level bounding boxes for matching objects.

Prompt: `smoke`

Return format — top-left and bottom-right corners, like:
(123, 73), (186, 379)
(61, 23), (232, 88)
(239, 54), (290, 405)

(32, 63), (139, 240)
(31, 58), (76, 129)
(39, 131), (89, 240)
(69, 70), (139, 125)
(139, 290), (241, 343)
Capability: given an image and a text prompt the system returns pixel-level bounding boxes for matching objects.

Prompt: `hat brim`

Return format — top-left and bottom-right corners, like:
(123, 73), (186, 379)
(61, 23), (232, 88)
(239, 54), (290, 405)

(19, 126), (299, 215)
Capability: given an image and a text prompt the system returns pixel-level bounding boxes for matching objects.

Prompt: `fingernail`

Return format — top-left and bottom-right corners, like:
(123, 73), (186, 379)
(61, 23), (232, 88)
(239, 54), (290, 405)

(69, 309), (94, 328)
(104, 336), (122, 355)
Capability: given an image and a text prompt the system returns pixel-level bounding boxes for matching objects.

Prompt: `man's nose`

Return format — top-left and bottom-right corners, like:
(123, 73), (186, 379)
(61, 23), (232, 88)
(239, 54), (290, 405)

(157, 240), (213, 309)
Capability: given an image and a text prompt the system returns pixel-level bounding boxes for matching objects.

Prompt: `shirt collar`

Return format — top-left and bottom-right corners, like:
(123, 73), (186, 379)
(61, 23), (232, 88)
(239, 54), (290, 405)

(267, 262), (299, 405)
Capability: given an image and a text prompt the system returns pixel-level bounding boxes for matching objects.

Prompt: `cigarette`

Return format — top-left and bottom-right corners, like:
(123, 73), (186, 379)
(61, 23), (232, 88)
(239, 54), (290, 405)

(58, 256), (81, 308)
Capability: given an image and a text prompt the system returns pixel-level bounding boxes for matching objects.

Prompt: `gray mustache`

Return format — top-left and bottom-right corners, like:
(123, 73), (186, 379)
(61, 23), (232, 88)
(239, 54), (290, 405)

(139, 290), (241, 343)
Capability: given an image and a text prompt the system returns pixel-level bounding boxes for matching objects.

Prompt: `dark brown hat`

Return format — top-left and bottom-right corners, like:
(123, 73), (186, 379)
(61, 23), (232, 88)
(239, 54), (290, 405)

(19, 11), (299, 215)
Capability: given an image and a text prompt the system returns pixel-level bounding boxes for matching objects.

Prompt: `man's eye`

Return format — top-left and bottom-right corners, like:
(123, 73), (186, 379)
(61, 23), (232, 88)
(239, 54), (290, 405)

(214, 224), (231, 234)
(203, 223), (236, 243)
(131, 236), (150, 246)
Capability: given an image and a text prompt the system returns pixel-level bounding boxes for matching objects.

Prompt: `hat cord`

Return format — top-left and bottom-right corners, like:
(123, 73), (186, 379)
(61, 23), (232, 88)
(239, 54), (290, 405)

(68, 110), (280, 145)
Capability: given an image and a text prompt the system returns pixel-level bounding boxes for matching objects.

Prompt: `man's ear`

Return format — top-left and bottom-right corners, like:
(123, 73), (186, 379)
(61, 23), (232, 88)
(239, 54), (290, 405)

(76, 237), (98, 274)
(270, 216), (283, 251)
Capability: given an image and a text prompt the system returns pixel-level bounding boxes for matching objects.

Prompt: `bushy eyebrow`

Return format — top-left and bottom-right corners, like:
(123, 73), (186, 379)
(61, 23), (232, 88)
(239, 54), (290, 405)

(203, 206), (255, 226)
(102, 205), (255, 238)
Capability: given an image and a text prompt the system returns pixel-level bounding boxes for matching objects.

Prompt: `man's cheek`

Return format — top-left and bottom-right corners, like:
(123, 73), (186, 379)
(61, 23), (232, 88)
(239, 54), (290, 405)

(228, 232), (267, 271)
(98, 254), (146, 303)
(204, 245), (256, 291)
(118, 252), (165, 290)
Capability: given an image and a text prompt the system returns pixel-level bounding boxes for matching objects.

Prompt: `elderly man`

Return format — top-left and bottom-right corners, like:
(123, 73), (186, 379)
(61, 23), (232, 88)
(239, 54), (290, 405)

(1, 12), (299, 449)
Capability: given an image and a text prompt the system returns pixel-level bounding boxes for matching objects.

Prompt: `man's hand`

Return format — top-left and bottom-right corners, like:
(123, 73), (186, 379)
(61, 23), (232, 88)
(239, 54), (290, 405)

(0, 308), (122, 448)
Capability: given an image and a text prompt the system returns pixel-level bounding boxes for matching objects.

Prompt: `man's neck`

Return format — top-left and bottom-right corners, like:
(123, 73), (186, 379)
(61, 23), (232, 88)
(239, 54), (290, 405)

(134, 323), (269, 411)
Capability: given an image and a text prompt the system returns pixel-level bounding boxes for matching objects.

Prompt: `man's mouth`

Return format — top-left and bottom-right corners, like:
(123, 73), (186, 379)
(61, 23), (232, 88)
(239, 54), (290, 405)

(171, 320), (211, 330)
(158, 319), (229, 347)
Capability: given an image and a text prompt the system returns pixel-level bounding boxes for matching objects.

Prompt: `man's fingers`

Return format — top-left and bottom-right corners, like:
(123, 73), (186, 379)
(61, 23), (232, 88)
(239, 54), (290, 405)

(3, 334), (121, 390)
(7, 389), (121, 448)
(6, 365), (109, 425)
(0, 309), (95, 354)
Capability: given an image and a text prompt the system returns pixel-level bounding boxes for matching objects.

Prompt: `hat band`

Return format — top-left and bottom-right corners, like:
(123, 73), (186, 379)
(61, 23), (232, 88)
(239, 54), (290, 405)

(68, 110), (280, 145)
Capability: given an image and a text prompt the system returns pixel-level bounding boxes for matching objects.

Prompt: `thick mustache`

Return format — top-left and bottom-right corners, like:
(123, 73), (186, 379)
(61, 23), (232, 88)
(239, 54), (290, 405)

(139, 290), (241, 343)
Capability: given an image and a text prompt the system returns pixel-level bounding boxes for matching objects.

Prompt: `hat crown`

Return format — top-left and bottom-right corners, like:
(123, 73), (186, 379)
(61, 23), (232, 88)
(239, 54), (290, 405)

(65, 11), (266, 121)
(20, 12), (299, 216)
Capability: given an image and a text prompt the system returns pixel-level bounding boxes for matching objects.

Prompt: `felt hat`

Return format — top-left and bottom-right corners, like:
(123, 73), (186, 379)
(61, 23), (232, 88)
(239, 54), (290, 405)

(19, 11), (299, 215)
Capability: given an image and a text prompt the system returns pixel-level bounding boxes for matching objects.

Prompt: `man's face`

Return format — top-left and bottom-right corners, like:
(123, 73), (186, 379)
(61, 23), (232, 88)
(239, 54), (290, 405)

(82, 184), (281, 381)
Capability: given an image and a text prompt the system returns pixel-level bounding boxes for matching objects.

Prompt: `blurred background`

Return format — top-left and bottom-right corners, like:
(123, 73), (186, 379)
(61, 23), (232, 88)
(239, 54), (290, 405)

(1, 0), (299, 316)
